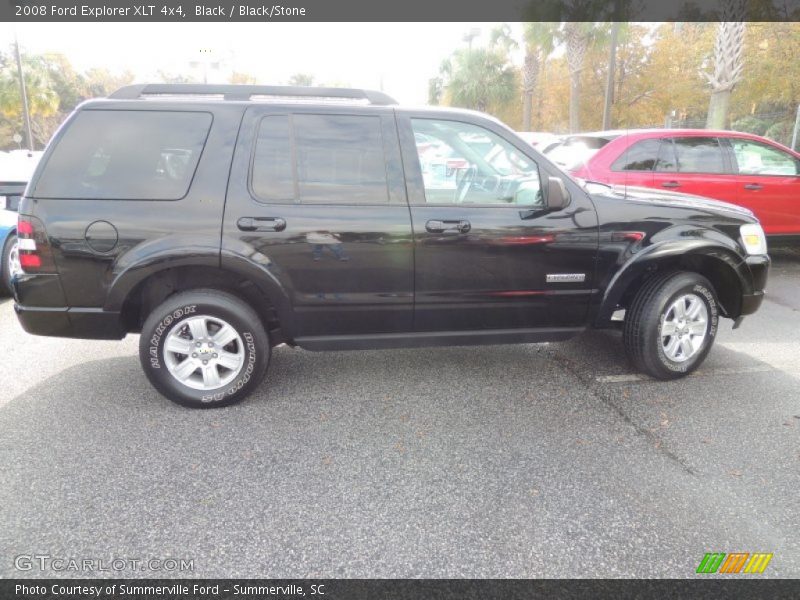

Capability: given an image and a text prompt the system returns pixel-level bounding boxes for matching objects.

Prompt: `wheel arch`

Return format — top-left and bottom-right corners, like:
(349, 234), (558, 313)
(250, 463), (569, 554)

(596, 239), (751, 326)
(113, 256), (295, 344)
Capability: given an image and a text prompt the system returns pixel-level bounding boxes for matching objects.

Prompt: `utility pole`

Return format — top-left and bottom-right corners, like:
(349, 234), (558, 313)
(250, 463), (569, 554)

(13, 31), (35, 151)
(463, 28), (480, 50)
(602, 22), (620, 131)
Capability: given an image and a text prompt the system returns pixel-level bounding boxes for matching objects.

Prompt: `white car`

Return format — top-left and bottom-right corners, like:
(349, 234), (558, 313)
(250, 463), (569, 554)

(1, 150), (43, 295)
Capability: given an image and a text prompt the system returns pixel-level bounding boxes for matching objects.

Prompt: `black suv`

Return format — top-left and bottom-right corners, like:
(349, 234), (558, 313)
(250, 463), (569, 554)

(13, 84), (770, 408)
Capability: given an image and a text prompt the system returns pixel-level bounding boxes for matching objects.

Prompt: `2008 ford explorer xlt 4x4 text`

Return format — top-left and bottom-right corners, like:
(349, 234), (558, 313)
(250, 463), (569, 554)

(12, 84), (770, 408)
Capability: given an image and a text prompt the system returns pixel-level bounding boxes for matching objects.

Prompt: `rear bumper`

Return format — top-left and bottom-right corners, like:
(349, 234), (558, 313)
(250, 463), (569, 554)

(12, 271), (125, 340)
(740, 254), (770, 316)
(14, 304), (125, 340)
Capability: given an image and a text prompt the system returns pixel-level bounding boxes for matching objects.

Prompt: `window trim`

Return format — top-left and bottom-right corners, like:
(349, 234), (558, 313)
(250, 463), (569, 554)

(31, 108), (214, 202)
(722, 136), (800, 178)
(248, 112), (393, 207)
(405, 116), (545, 209)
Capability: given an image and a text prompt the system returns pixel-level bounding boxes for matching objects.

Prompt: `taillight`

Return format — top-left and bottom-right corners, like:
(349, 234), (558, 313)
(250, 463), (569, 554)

(17, 215), (57, 274)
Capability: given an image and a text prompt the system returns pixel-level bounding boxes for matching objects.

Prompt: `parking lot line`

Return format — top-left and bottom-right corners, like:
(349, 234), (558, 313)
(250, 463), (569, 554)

(595, 364), (776, 384)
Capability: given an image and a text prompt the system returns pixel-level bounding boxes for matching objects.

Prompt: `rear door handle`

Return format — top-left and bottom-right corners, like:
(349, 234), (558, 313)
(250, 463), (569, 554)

(744, 183), (763, 191)
(425, 219), (471, 234)
(661, 181), (681, 188)
(237, 217), (286, 232)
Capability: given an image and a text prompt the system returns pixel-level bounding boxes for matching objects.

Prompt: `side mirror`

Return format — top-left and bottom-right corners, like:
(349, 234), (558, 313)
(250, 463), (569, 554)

(546, 176), (570, 210)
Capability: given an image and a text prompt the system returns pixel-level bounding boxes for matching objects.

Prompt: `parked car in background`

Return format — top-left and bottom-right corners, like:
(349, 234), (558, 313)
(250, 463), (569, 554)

(516, 131), (558, 151)
(1, 150), (43, 295)
(544, 129), (800, 242)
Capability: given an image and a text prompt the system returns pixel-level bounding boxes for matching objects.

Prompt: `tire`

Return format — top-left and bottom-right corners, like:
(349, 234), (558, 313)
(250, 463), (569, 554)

(623, 271), (719, 380)
(1, 233), (19, 296)
(139, 289), (270, 408)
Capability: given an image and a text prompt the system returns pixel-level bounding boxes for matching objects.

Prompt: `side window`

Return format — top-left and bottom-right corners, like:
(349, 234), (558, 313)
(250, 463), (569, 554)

(251, 116), (294, 202)
(655, 138), (677, 172)
(295, 114), (388, 204)
(410, 118), (541, 206)
(35, 110), (212, 200)
(251, 113), (389, 204)
(611, 138), (661, 171)
(673, 137), (726, 174)
(731, 139), (800, 176)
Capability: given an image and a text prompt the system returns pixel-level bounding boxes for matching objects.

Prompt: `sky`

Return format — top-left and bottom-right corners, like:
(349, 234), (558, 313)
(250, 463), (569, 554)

(5, 22), (519, 104)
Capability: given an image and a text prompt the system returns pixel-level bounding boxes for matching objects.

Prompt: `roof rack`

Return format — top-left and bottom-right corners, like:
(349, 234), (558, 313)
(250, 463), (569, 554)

(109, 84), (398, 106)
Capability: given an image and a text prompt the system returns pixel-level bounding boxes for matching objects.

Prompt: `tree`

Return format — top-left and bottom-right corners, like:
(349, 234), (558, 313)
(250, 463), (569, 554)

(441, 47), (516, 113)
(559, 22), (600, 132)
(82, 67), (134, 98)
(229, 71), (257, 85)
(704, 0), (746, 128)
(521, 23), (557, 130)
(0, 51), (60, 147)
(287, 73), (315, 87)
(427, 76), (443, 105)
(157, 71), (195, 84)
(489, 24), (518, 54)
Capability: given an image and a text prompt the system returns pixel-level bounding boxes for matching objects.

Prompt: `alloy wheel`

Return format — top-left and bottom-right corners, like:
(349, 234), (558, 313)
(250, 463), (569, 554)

(163, 315), (245, 390)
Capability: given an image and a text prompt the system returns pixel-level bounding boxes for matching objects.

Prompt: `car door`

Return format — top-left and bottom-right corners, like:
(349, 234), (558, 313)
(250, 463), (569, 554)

(397, 113), (598, 333)
(725, 136), (800, 236)
(651, 136), (740, 203)
(222, 105), (414, 338)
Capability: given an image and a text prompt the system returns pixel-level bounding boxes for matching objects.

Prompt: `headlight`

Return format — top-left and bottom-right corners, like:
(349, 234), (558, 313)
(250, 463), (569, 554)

(740, 223), (768, 255)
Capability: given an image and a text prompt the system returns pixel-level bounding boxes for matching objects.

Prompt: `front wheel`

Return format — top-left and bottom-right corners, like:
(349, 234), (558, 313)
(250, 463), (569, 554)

(139, 289), (270, 408)
(623, 271), (719, 380)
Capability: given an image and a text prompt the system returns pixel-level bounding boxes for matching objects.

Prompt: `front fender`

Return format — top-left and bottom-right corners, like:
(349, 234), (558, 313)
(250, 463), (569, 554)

(596, 227), (752, 325)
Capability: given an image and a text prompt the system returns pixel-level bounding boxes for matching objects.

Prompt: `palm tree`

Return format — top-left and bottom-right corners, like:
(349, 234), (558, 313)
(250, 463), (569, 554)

(704, 0), (746, 128)
(444, 47), (516, 112)
(490, 24), (518, 54)
(560, 21), (598, 133)
(522, 23), (557, 131)
(0, 53), (59, 147)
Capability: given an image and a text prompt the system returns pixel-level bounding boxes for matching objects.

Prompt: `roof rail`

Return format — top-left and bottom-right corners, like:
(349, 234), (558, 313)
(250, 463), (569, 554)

(109, 84), (398, 106)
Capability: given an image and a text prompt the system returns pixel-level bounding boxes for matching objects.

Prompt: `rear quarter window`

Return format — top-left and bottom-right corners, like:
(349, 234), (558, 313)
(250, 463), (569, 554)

(34, 110), (212, 200)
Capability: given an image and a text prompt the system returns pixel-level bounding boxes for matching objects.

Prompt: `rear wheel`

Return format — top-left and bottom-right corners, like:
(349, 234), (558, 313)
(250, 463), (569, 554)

(139, 289), (270, 408)
(623, 271), (719, 380)
(1, 233), (20, 296)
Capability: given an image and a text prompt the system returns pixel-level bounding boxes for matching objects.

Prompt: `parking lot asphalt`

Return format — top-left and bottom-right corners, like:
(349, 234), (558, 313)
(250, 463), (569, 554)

(1, 250), (798, 579)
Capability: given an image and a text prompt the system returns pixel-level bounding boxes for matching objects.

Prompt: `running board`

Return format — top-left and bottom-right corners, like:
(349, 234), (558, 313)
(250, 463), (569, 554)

(295, 327), (584, 351)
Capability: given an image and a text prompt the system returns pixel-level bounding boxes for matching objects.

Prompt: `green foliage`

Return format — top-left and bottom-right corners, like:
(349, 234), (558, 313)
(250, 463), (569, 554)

(731, 115), (770, 136)
(287, 73), (315, 87)
(0, 46), (133, 149)
(440, 46), (516, 113)
(764, 120), (794, 147)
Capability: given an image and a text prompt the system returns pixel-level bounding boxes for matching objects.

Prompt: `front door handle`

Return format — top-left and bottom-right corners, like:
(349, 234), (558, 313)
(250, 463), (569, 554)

(237, 217), (286, 232)
(425, 219), (471, 234)
(661, 181), (681, 188)
(744, 183), (763, 191)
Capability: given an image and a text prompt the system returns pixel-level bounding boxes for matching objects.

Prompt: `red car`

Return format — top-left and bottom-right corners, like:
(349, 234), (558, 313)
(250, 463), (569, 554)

(545, 129), (800, 241)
